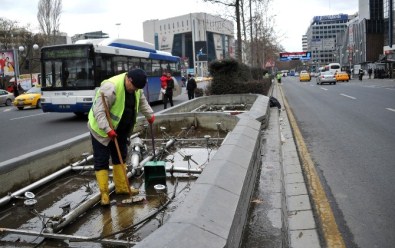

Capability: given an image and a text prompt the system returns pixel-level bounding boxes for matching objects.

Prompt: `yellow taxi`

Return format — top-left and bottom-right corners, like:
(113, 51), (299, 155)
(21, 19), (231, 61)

(335, 71), (349, 82)
(13, 86), (42, 110)
(299, 71), (311, 82)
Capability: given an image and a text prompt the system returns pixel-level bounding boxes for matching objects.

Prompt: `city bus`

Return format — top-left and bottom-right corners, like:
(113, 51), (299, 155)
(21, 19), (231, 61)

(39, 38), (182, 116)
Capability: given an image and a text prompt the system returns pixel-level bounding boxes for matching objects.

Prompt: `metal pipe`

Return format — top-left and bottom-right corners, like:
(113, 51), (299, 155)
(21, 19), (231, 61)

(167, 166), (202, 174)
(0, 155), (93, 207)
(61, 165), (202, 175)
(52, 180), (116, 233)
(0, 227), (137, 246)
(141, 138), (225, 142)
(52, 139), (154, 233)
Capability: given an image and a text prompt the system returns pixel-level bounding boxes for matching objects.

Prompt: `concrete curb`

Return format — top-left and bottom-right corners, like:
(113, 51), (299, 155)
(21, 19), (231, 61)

(276, 83), (321, 248)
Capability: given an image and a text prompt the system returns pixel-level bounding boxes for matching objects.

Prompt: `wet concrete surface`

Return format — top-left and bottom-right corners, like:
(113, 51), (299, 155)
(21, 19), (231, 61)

(0, 129), (225, 247)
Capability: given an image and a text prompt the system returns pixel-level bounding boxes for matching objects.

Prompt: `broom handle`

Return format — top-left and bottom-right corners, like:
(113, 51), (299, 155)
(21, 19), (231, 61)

(101, 92), (132, 195)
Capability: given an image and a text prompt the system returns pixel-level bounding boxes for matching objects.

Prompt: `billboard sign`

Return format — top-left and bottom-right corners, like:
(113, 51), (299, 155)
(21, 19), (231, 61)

(279, 51), (311, 61)
(0, 50), (17, 77)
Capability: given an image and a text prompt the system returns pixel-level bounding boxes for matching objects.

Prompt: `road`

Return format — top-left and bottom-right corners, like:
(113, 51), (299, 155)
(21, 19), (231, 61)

(0, 87), (191, 163)
(281, 76), (395, 248)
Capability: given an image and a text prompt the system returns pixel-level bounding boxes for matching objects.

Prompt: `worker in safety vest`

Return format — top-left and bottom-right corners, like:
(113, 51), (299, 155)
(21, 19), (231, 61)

(276, 72), (282, 83)
(88, 69), (155, 205)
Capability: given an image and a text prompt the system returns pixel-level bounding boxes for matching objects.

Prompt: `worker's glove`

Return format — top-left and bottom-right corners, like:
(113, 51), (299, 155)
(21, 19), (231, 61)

(107, 129), (117, 140)
(147, 115), (155, 124)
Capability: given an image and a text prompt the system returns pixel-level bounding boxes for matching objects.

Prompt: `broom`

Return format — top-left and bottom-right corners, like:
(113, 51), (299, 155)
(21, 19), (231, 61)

(101, 92), (132, 195)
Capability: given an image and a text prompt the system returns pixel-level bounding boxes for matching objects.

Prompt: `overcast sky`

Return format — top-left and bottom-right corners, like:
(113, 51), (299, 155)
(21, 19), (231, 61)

(1, 0), (358, 52)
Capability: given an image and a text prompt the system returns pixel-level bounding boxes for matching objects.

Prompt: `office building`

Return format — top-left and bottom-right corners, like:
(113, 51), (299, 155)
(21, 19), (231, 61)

(143, 13), (234, 76)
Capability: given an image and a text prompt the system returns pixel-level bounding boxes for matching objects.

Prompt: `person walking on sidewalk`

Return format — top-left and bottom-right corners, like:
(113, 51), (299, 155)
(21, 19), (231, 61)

(186, 74), (197, 100)
(87, 68), (155, 206)
(163, 72), (174, 109)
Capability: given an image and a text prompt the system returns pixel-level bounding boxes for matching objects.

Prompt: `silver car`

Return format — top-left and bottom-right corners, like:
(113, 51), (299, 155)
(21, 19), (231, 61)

(0, 89), (15, 106)
(316, 71), (336, 85)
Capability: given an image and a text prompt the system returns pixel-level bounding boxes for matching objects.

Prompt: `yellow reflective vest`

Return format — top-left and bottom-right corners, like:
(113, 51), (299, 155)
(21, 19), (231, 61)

(88, 73), (142, 138)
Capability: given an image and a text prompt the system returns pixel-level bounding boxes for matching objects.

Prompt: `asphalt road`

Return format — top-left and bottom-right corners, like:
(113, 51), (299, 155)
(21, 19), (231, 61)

(0, 87), (192, 163)
(281, 76), (395, 248)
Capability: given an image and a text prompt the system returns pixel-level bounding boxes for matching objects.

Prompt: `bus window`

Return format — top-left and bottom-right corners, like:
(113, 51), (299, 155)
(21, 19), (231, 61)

(152, 59), (161, 76)
(140, 58), (152, 76)
(128, 57), (140, 69)
(113, 56), (128, 74)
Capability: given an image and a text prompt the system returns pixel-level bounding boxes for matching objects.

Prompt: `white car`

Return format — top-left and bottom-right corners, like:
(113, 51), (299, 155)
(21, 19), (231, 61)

(0, 89), (15, 106)
(316, 71), (336, 85)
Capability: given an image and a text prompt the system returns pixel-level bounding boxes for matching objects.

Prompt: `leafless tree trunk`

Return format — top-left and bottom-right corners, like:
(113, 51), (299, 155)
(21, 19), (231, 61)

(37, 0), (62, 44)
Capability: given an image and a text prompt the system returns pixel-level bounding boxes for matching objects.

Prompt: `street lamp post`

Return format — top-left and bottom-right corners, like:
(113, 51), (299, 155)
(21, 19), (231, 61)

(18, 44), (39, 87)
(115, 23), (121, 38)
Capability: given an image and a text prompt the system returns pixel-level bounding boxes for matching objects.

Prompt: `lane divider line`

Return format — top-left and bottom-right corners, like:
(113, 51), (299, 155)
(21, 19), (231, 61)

(320, 87), (328, 91)
(10, 113), (48, 120)
(340, 93), (356, 100)
(386, 108), (395, 112)
(278, 84), (346, 248)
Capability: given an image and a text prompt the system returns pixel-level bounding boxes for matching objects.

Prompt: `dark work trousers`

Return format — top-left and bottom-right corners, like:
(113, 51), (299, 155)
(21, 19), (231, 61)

(187, 90), (195, 100)
(91, 133), (128, 171)
(163, 92), (173, 109)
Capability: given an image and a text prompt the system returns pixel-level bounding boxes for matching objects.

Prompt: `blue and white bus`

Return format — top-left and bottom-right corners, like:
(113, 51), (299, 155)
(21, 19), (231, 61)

(40, 38), (182, 116)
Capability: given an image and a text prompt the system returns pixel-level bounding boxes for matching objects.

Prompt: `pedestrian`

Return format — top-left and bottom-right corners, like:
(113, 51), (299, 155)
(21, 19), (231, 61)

(276, 72), (282, 83)
(358, 68), (364, 81)
(13, 82), (19, 97)
(160, 71), (167, 99)
(368, 68), (372, 79)
(87, 68), (155, 206)
(163, 72), (174, 109)
(181, 76), (186, 87)
(186, 74), (197, 100)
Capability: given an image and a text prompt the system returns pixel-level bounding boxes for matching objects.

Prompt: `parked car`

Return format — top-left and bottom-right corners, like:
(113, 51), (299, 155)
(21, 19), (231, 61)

(0, 89), (15, 106)
(13, 86), (42, 110)
(316, 71), (336, 85)
(299, 72), (311, 82)
(335, 71), (350, 82)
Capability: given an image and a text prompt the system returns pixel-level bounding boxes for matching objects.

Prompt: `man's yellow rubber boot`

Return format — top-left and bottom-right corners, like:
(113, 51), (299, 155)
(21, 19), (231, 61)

(95, 170), (110, 206)
(112, 164), (139, 195)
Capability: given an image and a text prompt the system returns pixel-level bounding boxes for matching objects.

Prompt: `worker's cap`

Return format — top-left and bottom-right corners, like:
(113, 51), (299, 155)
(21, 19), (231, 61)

(127, 69), (147, 89)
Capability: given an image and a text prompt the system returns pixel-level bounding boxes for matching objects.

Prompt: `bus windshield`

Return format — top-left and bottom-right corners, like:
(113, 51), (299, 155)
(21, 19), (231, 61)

(41, 45), (94, 90)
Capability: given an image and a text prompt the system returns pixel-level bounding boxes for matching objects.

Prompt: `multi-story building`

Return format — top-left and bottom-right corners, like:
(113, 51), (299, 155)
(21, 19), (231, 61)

(302, 35), (308, 52)
(305, 14), (354, 69)
(143, 13), (234, 76)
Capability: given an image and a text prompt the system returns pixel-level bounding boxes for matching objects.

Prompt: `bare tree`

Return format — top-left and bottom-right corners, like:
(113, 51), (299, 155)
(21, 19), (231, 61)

(204, 0), (243, 63)
(37, 0), (62, 43)
(0, 18), (19, 49)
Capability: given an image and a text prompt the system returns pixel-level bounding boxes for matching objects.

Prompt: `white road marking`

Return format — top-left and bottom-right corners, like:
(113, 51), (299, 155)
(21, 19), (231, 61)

(340, 93), (356, 100)
(10, 113), (48, 120)
(320, 87), (328, 91)
(386, 108), (395, 112)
